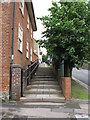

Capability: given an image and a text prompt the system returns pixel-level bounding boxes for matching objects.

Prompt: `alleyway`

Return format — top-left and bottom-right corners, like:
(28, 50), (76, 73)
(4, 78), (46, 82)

(20, 63), (65, 103)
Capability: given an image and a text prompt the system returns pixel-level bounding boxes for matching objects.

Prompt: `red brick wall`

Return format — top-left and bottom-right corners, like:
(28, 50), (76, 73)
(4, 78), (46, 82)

(2, 3), (14, 95)
(11, 2), (35, 100)
(12, 65), (21, 101)
(33, 53), (38, 61)
(1, 2), (35, 100)
(0, 3), (2, 92)
(13, 2), (34, 69)
(61, 77), (71, 101)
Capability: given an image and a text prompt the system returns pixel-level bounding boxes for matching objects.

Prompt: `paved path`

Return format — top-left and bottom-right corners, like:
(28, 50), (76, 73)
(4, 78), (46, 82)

(39, 62), (49, 67)
(1, 101), (90, 119)
(72, 68), (90, 86)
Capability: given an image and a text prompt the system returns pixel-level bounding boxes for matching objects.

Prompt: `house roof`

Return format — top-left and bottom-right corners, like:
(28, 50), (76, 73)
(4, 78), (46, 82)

(26, 1), (37, 31)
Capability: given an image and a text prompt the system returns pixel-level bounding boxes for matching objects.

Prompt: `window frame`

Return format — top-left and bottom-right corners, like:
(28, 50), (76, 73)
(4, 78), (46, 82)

(31, 47), (32, 61)
(18, 23), (23, 53)
(31, 24), (33, 40)
(19, 0), (24, 16)
(26, 40), (29, 59)
(27, 13), (29, 30)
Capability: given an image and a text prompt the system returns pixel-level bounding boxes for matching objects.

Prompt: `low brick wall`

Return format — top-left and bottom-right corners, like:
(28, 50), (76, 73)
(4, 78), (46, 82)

(61, 77), (71, 101)
(12, 64), (22, 101)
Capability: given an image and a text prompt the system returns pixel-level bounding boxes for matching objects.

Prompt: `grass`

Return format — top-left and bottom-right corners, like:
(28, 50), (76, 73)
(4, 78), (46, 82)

(71, 80), (90, 100)
(3, 100), (9, 104)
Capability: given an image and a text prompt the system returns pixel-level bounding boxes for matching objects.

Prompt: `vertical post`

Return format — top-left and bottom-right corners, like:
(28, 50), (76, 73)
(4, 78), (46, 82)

(27, 67), (29, 85)
(60, 60), (71, 101)
(10, 1), (16, 99)
(21, 69), (23, 97)
(60, 60), (64, 77)
(29, 66), (31, 84)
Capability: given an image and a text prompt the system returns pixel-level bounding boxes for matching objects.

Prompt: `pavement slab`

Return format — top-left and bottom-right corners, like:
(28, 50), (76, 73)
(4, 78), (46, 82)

(75, 114), (89, 120)
(1, 101), (90, 119)
(74, 109), (88, 114)
(64, 102), (80, 109)
(79, 103), (88, 109)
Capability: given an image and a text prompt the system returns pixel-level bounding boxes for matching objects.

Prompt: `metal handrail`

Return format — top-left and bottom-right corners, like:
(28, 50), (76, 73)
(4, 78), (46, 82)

(24, 60), (38, 72)
(24, 59), (39, 85)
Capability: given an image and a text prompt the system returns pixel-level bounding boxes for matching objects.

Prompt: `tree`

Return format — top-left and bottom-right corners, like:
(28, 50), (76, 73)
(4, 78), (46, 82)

(42, 54), (47, 62)
(39, 1), (89, 77)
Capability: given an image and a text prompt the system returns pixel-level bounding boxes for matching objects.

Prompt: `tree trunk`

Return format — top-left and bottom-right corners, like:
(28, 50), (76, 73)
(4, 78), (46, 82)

(64, 60), (72, 77)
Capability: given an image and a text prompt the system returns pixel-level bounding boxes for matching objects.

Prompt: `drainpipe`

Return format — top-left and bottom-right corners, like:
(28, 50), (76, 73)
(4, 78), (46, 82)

(9, 1), (16, 99)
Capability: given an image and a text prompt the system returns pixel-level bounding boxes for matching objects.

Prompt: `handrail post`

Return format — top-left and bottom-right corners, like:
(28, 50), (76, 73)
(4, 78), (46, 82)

(29, 65), (31, 84)
(27, 66), (29, 85)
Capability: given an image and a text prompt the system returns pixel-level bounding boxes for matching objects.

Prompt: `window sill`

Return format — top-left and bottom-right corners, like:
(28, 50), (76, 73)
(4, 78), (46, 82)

(27, 28), (29, 32)
(19, 8), (24, 18)
(26, 56), (29, 59)
(18, 49), (23, 54)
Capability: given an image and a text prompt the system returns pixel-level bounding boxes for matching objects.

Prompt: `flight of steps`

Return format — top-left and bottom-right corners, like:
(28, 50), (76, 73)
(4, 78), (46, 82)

(20, 67), (65, 103)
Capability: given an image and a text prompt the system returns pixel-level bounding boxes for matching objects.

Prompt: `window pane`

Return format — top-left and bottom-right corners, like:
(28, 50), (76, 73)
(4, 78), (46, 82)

(26, 41), (29, 50)
(26, 50), (29, 58)
(19, 0), (24, 15)
(31, 48), (32, 55)
(27, 14), (29, 29)
(20, 41), (22, 52)
(31, 25), (33, 39)
(26, 41), (29, 58)
(18, 39), (21, 50)
(18, 23), (23, 52)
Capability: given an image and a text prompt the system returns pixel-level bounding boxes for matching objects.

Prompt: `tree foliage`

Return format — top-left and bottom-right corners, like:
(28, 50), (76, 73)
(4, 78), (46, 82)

(38, 1), (89, 76)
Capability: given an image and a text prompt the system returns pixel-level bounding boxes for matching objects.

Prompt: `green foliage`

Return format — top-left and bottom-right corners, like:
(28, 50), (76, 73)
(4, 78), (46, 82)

(42, 54), (47, 62)
(38, 1), (89, 72)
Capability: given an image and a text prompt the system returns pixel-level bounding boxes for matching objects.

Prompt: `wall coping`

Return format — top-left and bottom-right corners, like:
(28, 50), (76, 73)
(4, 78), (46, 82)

(12, 64), (23, 69)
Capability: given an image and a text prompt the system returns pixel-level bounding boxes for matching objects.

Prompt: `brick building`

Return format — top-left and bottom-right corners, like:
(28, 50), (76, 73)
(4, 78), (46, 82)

(33, 39), (39, 61)
(0, 1), (37, 100)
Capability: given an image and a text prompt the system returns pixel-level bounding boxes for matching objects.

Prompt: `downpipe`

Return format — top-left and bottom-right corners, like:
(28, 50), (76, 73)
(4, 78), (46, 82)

(9, 1), (16, 99)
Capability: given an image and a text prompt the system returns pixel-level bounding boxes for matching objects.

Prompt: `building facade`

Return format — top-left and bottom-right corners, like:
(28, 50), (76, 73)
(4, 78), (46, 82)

(33, 39), (39, 61)
(1, 1), (37, 100)
(39, 47), (42, 63)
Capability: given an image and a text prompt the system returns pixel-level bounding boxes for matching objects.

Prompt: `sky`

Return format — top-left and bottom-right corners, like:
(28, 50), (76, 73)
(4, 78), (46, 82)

(32, 0), (53, 55)
(32, 0), (52, 40)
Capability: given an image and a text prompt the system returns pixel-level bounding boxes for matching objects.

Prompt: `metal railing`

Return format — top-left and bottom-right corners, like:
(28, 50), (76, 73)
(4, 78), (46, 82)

(24, 59), (39, 85)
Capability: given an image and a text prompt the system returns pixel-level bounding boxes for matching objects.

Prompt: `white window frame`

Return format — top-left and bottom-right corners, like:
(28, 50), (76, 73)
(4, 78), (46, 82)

(26, 40), (29, 59)
(19, 0), (24, 15)
(27, 13), (29, 30)
(31, 25), (33, 40)
(18, 23), (23, 53)
(31, 47), (32, 61)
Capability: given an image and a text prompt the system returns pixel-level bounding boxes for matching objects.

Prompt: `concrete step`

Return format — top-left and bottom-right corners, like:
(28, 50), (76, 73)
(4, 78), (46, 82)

(22, 102), (65, 106)
(32, 78), (56, 81)
(34, 76), (56, 78)
(21, 66), (64, 103)
(30, 80), (58, 83)
(24, 88), (62, 93)
(30, 81), (58, 85)
(24, 94), (64, 99)
(24, 89), (62, 94)
(20, 97), (65, 103)
(35, 73), (55, 76)
(27, 85), (60, 89)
